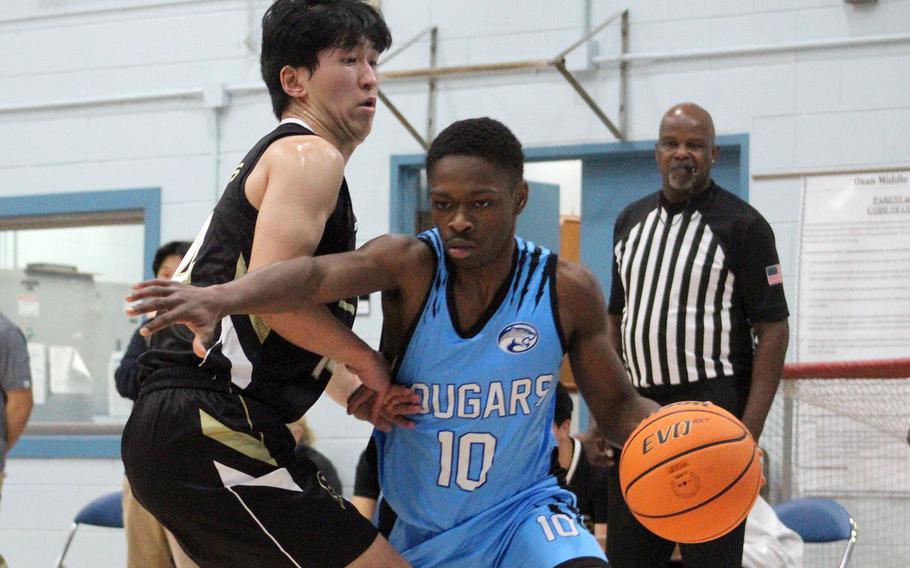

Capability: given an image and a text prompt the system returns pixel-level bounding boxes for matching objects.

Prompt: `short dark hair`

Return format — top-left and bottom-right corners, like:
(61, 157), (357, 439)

(260, 0), (392, 119)
(153, 241), (191, 275)
(426, 117), (524, 186)
(553, 381), (573, 427)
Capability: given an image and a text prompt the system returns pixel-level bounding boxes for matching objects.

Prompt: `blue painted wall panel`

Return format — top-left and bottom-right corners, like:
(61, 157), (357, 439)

(518, 181), (561, 252)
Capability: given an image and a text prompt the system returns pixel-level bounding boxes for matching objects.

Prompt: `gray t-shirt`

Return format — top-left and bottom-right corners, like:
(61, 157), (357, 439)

(0, 313), (31, 472)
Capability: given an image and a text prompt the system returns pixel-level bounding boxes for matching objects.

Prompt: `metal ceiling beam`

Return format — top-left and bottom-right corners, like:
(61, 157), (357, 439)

(377, 10), (629, 145)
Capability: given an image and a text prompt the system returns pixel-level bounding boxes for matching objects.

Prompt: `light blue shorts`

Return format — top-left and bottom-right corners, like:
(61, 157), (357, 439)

(390, 480), (607, 568)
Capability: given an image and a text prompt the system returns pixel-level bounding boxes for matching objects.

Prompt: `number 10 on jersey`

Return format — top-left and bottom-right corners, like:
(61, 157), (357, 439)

(437, 431), (497, 491)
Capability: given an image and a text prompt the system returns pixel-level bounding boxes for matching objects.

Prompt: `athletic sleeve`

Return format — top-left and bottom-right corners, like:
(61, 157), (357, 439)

(0, 325), (31, 393)
(353, 437), (380, 499)
(735, 217), (789, 323)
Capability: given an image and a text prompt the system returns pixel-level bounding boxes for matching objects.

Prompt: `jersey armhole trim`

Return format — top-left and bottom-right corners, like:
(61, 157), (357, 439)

(548, 254), (569, 354)
(236, 124), (318, 220)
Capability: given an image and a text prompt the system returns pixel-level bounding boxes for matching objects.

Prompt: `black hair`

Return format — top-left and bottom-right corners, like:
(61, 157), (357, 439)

(553, 381), (573, 427)
(260, 0), (392, 119)
(426, 117), (524, 186)
(152, 241), (191, 275)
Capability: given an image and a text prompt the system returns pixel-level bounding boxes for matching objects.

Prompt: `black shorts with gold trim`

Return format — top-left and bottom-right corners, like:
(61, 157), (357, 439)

(122, 369), (377, 568)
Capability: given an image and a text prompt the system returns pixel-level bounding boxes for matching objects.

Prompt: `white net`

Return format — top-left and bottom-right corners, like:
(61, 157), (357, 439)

(762, 362), (910, 568)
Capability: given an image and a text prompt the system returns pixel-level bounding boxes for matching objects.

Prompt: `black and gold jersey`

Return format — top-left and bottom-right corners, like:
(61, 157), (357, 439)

(139, 120), (356, 421)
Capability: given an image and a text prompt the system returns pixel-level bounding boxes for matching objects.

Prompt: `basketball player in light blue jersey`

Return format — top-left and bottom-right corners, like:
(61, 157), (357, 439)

(128, 118), (660, 567)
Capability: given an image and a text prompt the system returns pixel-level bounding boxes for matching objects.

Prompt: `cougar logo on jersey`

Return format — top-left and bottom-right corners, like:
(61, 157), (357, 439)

(498, 323), (539, 354)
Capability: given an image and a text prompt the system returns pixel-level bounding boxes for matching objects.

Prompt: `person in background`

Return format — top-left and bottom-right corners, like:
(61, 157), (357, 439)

(742, 496), (803, 568)
(288, 416), (343, 496)
(351, 436), (397, 538)
(351, 439), (378, 522)
(115, 240), (196, 568)
(604, 102), (789, 567)
(552, 381), (608, 552)
(0, 310), (33, 568)
(116, 241), (191, 400)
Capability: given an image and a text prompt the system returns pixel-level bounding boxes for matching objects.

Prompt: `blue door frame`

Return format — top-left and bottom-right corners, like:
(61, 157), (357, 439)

(0, 188), (162, 280)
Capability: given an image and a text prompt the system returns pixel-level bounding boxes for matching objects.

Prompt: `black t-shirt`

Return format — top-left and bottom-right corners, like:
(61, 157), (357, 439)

(552, 440), (608, 529)
(568, 444), (609, 527)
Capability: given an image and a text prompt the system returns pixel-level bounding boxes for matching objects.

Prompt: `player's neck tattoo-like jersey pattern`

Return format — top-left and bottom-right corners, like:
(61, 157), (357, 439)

(376, 229), (567, 533)
(139, 121), (357, 421)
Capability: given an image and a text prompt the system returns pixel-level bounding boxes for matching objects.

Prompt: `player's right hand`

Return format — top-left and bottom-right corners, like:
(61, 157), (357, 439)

(125, 279), (220, 346)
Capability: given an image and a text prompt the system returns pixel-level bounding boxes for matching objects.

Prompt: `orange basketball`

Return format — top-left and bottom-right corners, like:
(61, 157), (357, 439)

(619, 401), (764, 544)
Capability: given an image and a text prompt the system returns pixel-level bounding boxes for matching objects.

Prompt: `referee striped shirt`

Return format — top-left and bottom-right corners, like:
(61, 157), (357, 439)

(608, 181), (788, 390)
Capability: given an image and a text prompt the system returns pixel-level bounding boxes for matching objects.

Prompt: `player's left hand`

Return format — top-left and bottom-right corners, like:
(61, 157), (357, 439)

(379, 385), (422, 428)
(347, 383), (421, 432)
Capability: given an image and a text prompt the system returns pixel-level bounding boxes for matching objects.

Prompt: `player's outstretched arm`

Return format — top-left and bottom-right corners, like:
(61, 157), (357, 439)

(558, 260), (660, 447)
(127, 234), (418, 336)
(127, 137), (425, 414)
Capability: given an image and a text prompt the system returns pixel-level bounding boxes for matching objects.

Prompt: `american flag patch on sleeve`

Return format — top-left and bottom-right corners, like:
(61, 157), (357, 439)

(766, 264), (783, 285)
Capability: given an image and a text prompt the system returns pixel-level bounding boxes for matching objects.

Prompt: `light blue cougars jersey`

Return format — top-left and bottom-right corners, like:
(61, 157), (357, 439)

(376, 229), (566, 534)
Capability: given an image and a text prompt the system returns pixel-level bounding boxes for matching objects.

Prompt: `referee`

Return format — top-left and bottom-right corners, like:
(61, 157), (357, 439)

(604, 103), (789, 568)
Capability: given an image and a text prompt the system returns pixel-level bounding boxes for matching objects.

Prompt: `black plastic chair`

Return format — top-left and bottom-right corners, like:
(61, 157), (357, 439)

(773, 497), (857, 568)
(54, 491), (124, 568)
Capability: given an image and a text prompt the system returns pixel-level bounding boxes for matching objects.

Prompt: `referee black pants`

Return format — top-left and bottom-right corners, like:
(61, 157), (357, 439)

(605, 446), (747, 568)
(605, 378), (750, 568)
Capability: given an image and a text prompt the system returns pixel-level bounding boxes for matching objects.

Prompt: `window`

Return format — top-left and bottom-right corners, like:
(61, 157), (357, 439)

(0, 189), (159, 427)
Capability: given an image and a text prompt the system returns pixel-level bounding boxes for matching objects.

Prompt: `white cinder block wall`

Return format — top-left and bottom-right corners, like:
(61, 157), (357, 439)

(2, 1), (909, 566)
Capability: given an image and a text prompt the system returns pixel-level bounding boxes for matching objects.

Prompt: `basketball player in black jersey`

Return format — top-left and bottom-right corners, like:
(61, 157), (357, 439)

(121, 2), (411, 566)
